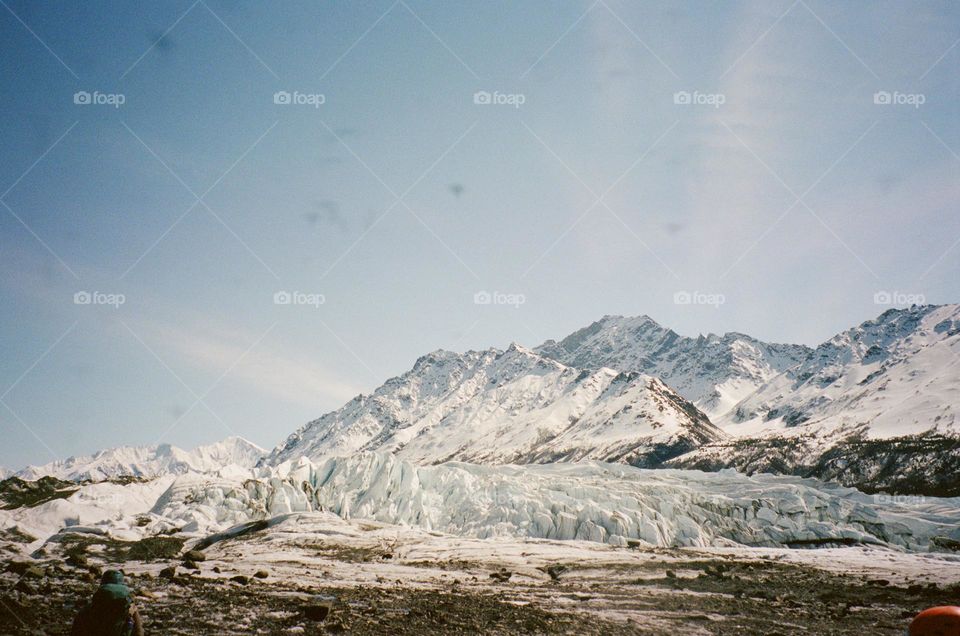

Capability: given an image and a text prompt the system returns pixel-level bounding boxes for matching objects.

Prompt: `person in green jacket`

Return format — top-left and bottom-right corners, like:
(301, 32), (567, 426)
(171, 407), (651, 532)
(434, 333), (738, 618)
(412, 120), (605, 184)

(70, 570), (144, 636)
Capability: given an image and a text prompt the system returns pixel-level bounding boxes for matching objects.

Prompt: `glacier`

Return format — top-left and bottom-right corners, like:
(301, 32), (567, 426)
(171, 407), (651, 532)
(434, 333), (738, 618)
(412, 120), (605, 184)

(144, 454), (960, 551)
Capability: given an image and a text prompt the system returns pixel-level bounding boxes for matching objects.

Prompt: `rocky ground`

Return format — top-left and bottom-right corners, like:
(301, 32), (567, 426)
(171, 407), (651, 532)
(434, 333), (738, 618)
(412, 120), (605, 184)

(1, 514), (958, 635)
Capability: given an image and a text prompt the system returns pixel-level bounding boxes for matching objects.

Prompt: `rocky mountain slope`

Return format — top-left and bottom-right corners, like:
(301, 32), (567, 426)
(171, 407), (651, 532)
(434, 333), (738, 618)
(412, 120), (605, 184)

(266, 344), (723, 468)
(535, 315), (810, 418)
(671, 305), (960, 495)
(16, 437), (265, 482)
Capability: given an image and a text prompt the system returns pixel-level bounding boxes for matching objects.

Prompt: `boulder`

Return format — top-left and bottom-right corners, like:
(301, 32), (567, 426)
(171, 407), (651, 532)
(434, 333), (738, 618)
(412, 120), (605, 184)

(489, 569), (512, 583)
(5, 562), (32, 576)
(302, 603), (331, 621)
(537, 564), (567, 581)
(931, 536), (960, 552)
(14, 580), (36, 595)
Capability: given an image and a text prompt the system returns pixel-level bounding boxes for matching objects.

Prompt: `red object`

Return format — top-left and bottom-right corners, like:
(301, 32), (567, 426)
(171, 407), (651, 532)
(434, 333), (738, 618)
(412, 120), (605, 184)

(910, 606), (960, 635)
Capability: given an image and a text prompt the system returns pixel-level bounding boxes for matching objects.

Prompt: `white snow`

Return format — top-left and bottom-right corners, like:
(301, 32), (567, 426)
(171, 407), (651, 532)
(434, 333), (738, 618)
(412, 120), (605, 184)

(265, 307), (960, 480)
(534, 315), (810, 418)
(16, 436), (265, 482)
(0, 477), (174, 548)
(267, 345), (722, 467)
(719, 304), (960, 444)
(145, 454), (960, 551)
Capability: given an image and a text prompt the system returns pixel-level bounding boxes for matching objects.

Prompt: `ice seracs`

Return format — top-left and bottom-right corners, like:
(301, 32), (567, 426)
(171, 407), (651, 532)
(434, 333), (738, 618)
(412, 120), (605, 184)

(142, 453), (960, 550)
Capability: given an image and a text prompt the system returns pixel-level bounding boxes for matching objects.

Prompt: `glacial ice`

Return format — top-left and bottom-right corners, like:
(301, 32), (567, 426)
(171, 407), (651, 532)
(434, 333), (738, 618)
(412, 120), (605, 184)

(150, 453), (960, 550)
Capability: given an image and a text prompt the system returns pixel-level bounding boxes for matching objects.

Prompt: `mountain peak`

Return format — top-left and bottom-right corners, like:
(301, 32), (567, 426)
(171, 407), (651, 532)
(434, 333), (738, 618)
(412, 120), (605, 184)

(266, 333), (722, 467)
(721, 303), (960, 434)
(413, 348), (461, 367)
(535, 315), (810, 417)
(595, 313), (663, 330)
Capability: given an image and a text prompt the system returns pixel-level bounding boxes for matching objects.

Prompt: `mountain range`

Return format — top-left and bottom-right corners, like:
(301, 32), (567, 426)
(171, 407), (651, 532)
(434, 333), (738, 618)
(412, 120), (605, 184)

(268, 304), (959, 495)
(9, 305), (959, 496)
(672, 304), (960, 495)
(16, 437), (264, 482)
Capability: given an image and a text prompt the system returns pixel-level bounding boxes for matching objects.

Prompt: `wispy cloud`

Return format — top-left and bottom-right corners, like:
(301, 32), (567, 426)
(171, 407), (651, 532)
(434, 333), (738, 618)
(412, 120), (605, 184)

(0, 252), (364, 410)
(142, 317), (363, 409)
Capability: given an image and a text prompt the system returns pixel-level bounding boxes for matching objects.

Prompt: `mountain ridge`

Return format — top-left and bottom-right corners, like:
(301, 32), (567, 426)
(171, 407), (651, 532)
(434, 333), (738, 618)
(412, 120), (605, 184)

(671, 304), (960, 494)
(16, 436), (265, 482)
(534, 314), (812, 418)
(265, 342), (724, 468)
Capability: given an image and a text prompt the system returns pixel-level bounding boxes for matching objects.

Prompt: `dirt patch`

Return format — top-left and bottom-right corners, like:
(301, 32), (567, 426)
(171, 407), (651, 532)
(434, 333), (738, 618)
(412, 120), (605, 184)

(617, 558), (958, 634)
(53, 534), (185, 564)
(0, 569), (622, 635)
(2, 541), (954, 634)
(0, 477), (77, 510)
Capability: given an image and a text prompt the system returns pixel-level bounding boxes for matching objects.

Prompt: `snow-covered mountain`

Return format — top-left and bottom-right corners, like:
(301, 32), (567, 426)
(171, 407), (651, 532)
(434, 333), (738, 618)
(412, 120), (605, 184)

(264, 306), (959, 494)
(535, 315), (810, 418)
(722, 304), (960, 437)
(16, 306), (958, 496)
(672, 305), (960, 495)
(266, 344), (724, 468)
(16, 437), (265, 482)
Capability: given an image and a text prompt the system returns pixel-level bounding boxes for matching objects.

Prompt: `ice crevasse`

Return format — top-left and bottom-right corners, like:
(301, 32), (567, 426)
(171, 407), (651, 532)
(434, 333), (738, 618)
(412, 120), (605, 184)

(151, 452), (960, 550)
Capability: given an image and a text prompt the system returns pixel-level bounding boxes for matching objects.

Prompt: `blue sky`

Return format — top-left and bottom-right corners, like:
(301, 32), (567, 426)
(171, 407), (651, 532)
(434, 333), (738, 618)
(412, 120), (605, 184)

(1, 0), (958, 468)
